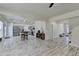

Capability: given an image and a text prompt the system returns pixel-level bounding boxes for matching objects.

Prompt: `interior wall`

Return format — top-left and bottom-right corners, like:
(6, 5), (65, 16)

(46, 23), (53, 40)
(49, 9), (79, 23)
(71, 25), (79, 47)
(69, 17), (79, 30)
(52, 22), (58, 39)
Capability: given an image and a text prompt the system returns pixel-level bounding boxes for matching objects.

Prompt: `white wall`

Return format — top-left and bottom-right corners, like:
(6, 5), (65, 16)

(49, 9), (79, 23)
(52, 22), (58, 39)
(69, 17), (79, 30)
(46, 23), (53, 40)
(71, 25), (79, 47)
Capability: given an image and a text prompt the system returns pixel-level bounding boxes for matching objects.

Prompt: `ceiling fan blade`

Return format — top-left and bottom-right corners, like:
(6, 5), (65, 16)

(49, 3), (54, 8)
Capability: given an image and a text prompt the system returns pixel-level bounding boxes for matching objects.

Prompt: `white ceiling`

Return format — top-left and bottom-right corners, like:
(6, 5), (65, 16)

(0, 3), (79, 21)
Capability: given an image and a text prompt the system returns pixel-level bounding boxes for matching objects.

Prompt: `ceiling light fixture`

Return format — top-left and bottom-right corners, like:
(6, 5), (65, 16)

(49, 3), (54, 8)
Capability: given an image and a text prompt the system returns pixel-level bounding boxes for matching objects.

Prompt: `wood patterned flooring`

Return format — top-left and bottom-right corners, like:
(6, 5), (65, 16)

(0, 36), (79, 56)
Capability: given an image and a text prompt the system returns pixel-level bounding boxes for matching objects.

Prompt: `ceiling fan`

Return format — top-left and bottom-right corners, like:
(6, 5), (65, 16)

(49, 3), (54, 8)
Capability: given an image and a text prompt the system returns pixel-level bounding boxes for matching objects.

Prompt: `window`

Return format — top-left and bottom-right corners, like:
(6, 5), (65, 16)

(0, 21), (3, 38)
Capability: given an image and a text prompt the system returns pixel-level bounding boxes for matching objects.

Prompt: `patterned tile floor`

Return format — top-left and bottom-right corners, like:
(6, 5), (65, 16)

(0, 36), (79, 56)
